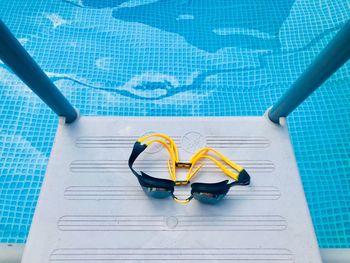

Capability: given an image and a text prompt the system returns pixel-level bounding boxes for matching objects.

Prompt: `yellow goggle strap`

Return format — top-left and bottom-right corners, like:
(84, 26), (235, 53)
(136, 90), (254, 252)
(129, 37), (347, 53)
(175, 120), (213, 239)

(190, 147), (243, 172)
(188, 155), (237, 181)
(187, 148), (244, 181)
(138, 134), (182, 182)
(138, 138), (178, 182)
(138, 133), (179, 161)
(137, 135), (245, 185)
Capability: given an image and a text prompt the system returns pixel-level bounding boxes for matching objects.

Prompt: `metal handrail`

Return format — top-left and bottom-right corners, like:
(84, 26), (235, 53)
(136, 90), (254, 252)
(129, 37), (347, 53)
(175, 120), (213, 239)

(268, 20), (350, 123)
(0, 20), (77, 123)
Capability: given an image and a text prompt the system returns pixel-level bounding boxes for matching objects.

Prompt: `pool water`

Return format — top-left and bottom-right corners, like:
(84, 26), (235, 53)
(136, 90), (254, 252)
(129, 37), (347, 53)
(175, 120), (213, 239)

(0, 0), (349, 247)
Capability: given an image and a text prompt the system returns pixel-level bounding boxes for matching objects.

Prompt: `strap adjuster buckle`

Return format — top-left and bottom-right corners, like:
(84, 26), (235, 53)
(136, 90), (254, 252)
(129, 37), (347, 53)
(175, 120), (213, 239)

(176, 162), (192, 168)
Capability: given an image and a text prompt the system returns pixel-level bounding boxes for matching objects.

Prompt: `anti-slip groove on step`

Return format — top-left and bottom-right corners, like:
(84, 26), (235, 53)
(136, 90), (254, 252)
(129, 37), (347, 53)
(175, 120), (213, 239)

(64, 186), (281, 200)
(50, 248), (294, 262)
(57, 215), (287, 231)
(76, 136), (181, 148)
(70, 160), (275, 173)
(75, 136), (269, 148)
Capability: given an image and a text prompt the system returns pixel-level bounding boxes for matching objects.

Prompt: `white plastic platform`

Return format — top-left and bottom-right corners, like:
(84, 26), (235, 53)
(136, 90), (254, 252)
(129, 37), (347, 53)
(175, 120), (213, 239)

(21, 116), (322, 262)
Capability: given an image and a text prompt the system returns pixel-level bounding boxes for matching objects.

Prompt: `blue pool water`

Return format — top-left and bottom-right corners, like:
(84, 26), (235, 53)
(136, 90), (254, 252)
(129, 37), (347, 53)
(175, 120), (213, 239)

(0, 0), (349, 247)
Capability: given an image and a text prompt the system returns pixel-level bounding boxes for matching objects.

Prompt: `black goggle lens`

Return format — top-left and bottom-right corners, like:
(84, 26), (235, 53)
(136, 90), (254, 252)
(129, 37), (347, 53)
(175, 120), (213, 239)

(190, 180), (230, 204)
(192, 191), (226, 204)
(141, 186), (173, 199)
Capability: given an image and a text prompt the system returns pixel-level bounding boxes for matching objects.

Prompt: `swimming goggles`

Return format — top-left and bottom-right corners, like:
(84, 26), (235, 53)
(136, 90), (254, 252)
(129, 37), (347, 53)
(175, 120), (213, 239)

(128, 134), (250, 204)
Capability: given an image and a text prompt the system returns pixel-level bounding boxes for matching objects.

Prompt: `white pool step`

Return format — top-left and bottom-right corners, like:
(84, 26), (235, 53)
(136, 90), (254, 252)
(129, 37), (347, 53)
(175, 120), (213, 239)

(21, 116), (322, 262)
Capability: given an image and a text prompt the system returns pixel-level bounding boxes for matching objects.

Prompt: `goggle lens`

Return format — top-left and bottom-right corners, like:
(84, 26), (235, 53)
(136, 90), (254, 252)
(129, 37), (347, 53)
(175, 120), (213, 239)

(142, 186), (173, 199)
(192, 192), (226, 204)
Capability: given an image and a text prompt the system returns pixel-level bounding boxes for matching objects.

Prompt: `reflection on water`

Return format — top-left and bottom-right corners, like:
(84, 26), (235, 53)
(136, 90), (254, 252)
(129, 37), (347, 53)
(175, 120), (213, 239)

(67, 0), (295, 52)
(48, 63), (263, 100)
(113, 0), (295, 52)
(64, 0), (127, 8)
(58, 0), (294, 99)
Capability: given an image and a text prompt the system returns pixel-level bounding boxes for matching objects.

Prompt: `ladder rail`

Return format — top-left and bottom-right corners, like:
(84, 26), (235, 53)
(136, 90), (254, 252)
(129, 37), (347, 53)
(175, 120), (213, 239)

(0, 19), (77, 123)
(268, 20), (350, 123)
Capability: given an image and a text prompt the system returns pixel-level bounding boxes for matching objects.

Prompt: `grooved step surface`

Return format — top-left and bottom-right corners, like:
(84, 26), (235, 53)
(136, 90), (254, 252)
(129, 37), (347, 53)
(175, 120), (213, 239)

(57, 215), (287, 231)
(70, 160), (275, 173)
(64, 186), (281, 200)
(21, 117), (321, 263)
(50, 248), (294, 262)
(75, 136), (270, 148)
